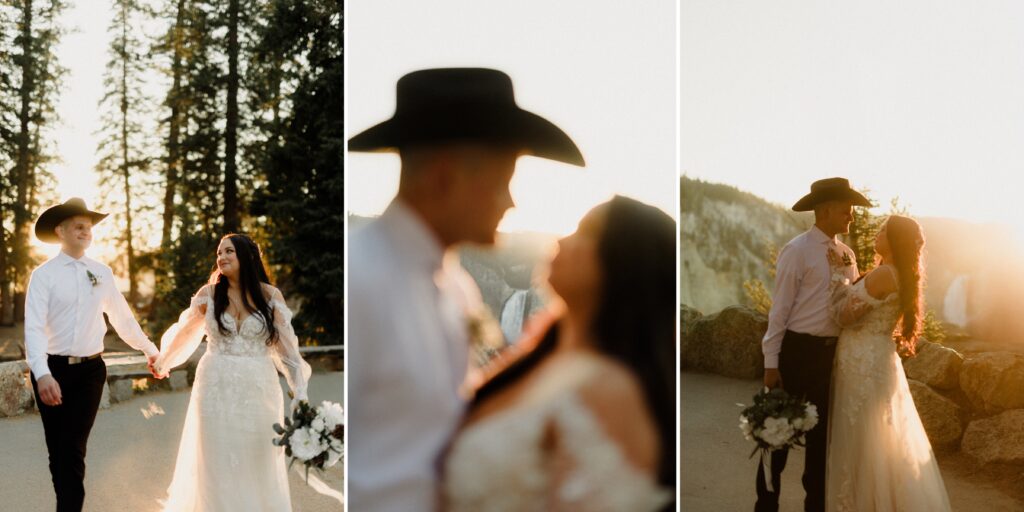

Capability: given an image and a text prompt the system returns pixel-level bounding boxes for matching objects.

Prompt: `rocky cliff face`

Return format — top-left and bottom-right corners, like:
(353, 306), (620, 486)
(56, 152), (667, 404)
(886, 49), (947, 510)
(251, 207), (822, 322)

(680, 177), (812, 313)
(680, 177), (1024, 343)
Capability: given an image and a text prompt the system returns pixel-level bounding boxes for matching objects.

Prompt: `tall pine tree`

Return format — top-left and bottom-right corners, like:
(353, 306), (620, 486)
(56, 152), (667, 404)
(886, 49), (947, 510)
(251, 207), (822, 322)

(5, 0), (66, 321)
(250, 0), (342, 345)
(96, 0), (157, 305)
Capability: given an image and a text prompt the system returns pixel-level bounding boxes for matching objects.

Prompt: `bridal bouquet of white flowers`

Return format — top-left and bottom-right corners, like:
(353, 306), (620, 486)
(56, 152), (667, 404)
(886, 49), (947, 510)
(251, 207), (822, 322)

(738, 387), (818, 491)
(273, 400), (344, 480)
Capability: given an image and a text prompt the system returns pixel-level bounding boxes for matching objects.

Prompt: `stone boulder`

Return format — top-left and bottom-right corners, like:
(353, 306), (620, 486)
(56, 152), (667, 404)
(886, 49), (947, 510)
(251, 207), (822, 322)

(99, 382), (111, 409)
(959, 352), (1024, 414)
(0, 361), (34, 417)
(907, 379), (963, 449)
(109, 379), (134, 404)
(679, 305), (703, 370)
(685, 306), (767, 379)
(903, 340), (963, 390)
(961, 409), (1024, 465)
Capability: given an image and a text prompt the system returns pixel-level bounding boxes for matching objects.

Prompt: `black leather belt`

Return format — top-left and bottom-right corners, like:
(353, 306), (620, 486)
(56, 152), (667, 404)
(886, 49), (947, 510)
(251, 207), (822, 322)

(49, 353), (103, 365)
(785, 330), (839, 346)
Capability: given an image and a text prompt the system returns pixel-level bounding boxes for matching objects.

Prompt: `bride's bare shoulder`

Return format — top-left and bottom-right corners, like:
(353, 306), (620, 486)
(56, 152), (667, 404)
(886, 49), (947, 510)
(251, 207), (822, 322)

(572, 353), (660, 473)
(864, 265), (898, 300)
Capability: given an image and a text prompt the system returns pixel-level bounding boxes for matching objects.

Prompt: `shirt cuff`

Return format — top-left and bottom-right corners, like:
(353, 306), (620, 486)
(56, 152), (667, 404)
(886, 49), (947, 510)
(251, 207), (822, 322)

(29, 360), (52, 380)
(764, 353), (779, 369)
(140, 342), (159, 358)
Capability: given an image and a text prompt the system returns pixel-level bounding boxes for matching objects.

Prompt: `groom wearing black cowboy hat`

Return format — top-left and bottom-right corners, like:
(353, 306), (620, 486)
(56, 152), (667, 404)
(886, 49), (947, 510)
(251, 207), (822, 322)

(24, 197), (161, 512)
(756, 178), (869, 512)
(347, 68), (584, 511)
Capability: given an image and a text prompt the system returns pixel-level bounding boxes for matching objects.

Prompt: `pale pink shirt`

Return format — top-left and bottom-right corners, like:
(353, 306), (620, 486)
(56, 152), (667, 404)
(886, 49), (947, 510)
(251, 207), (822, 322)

(24, 251), (158, 379)
(347, 200), (472, 511)
(762, 226), (859, 368)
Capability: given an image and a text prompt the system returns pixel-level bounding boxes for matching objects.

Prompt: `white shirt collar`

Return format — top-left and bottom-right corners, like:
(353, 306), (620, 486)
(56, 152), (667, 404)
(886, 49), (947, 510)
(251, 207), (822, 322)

(809, 225), (838, 245)
(379, 199), (446, 272)
(54, 251), (89, 266)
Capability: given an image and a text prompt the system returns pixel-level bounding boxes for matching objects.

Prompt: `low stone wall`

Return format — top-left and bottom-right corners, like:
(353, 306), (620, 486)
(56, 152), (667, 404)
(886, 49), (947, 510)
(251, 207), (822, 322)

(0, 345), (343, 419)
(681, 304), (1024, 466)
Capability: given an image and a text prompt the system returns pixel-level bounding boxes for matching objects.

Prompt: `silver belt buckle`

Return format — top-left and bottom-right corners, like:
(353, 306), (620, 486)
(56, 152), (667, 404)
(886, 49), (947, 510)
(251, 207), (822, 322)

(68, 356), (83, 365)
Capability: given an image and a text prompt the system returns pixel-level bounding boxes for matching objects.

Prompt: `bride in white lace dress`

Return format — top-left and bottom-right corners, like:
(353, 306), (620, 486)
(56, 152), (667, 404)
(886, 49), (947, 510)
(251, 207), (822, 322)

(825, 215), (951, 511)
(152, 234), (312, 512)
(442, 196), (676, 511)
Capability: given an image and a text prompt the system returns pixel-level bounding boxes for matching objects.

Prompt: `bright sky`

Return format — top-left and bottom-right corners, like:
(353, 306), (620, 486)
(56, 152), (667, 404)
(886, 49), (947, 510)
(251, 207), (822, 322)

(682, 0), (1024, 235)
(347, 0), (677, 236)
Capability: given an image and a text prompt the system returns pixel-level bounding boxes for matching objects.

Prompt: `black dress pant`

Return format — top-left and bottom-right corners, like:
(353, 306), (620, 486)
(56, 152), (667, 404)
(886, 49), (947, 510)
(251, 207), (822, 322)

(755, 331), (837, 512)
(31, 355), (107, 512)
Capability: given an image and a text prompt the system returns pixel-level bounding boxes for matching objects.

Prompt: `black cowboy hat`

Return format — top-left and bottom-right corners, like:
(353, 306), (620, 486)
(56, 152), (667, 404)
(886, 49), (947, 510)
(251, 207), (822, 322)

(348, 68), (585, 166)
(792, 178), (872, 212)
(34, 198), (108, 243)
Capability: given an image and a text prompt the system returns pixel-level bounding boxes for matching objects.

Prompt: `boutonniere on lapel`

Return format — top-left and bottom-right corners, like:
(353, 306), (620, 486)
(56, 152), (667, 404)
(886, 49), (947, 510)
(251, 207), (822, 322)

(86, 270), (100, 288)
(841, 252), (853, 267)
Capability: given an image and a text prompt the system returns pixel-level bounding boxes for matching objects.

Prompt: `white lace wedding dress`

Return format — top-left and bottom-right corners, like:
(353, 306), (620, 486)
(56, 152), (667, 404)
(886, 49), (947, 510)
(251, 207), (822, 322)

(153, 286), (312, 512)
(443, 354), (671, 511)
(826, 265), (951, 511)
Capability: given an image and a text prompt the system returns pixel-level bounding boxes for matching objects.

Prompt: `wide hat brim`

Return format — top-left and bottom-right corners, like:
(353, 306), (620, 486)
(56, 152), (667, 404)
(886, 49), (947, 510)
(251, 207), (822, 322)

(348, 107), (585, 166)
(35, 199), (108, 243)
(792, 188), (872, 212)
(348, 68), (584, 166)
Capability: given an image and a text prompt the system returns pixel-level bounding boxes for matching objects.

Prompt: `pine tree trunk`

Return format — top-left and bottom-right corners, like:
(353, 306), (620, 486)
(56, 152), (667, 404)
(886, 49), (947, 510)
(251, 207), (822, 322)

(120, 4), (137, 305)
(0, 208), (12, 326)
(223, 0), (240, 233)
(160, 0), (185, 254)
(13, 0), (34, 298)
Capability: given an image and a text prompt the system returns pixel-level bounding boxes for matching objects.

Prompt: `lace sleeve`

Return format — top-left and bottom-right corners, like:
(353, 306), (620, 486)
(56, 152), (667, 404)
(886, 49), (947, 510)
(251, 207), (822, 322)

(830, 277), (887, 328)
(269, 291), (312, 408)
(153, 291), (210, 377)
(546, 396), (671, 511)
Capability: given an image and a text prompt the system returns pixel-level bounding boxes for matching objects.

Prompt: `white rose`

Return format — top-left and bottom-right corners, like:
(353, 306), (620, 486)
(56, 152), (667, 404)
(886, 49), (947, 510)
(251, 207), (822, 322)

(791, 417), (804, 430)
(311, 416), (326, 433)
(289, 427), (325, 462)
(739, 416), (754, 437)
(319, 401), (345, 431)
(803, 404), (819, 430)
(759, 417), (795, 448)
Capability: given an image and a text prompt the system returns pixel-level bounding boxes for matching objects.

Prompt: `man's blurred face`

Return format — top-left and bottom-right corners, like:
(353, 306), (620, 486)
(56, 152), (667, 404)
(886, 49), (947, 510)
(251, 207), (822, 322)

(56, 216), (93, 253)
(820, 200), (855, 235)
(445, 145), (519, 245)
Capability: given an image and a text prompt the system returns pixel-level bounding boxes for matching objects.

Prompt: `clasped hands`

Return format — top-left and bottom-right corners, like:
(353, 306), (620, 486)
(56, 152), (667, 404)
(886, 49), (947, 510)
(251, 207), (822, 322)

(147, 354), (169, 380)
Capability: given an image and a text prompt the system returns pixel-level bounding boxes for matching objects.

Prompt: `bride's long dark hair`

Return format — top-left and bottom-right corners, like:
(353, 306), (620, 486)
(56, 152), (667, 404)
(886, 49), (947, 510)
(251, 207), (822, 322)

(208, 233), (278, 345)
(884, 215), (925, 356)
(469, 195), (677, 496)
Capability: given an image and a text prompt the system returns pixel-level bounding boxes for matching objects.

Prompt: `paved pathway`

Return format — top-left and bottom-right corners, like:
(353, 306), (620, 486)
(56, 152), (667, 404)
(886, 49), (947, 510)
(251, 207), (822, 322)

(681, 371), (1022, 512)
(0, 372), (344, 511)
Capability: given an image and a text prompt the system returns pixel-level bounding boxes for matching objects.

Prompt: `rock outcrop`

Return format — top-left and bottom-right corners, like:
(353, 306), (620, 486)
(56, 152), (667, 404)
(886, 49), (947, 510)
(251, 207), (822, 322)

(903, 340), (963, 390)
(959, 352), (1024, 414)
(0, 361), (33, 417)
(683, 306), (766, 379)
(961, 409), (1024, 465)
(908, 379), (963, 449)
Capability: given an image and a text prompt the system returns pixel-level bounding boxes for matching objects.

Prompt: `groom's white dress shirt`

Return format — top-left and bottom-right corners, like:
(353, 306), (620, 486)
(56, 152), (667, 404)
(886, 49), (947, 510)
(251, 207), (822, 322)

(762, 226), (858, 369)
(348, 200), (471, 511)
(24, 251), (158, 379)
